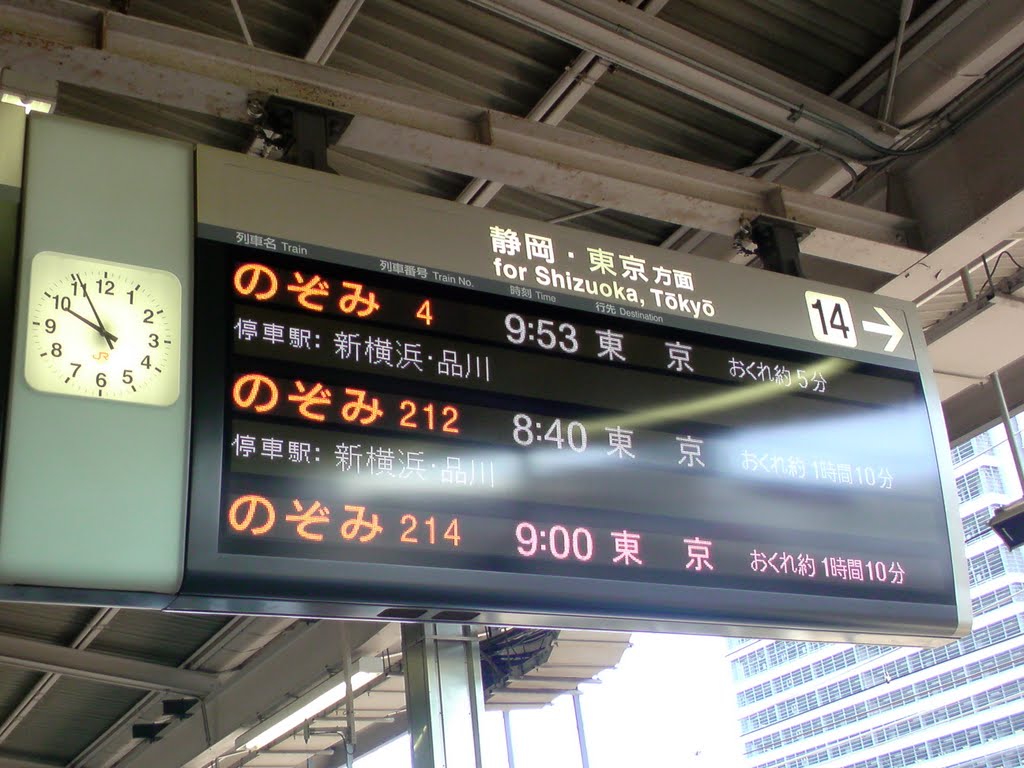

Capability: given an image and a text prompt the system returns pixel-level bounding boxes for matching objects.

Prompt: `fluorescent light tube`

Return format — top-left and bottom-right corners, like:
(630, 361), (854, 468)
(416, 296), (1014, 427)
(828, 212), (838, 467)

(238, 657), (380, 751)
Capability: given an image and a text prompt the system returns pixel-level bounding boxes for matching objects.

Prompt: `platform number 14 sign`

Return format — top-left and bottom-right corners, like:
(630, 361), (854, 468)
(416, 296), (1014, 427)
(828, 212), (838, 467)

(805, 292), (858, 348)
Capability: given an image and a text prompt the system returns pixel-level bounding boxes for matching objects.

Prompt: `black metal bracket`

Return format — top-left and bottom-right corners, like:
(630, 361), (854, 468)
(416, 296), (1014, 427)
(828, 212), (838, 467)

(749, 215), (812, 278)
(162, 698), (197, 720)
(131, 722), (168, 742)
(254, 96), (352, 172)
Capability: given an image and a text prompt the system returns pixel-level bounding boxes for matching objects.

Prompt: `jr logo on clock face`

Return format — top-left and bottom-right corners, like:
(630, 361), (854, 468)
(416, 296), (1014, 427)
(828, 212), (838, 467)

(24, 251), (182, 406)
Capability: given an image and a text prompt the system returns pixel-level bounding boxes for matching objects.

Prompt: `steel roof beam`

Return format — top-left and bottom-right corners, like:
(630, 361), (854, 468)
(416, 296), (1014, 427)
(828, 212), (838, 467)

(457, 0), (669, 209)
(0, 607), (118, 744)
(70, 616), (299, 768)
(0, 0), (921, 272)
(864, 0), (1024, 126)
(113, 620), (388, 768)
(305, 0), (365, 65)
(878, 66), (1024, 300)
(0, 632), (217, 696)
(464, 0), (896, 160)
(337, 112), (921, 273)
(0, 751), (63, 768)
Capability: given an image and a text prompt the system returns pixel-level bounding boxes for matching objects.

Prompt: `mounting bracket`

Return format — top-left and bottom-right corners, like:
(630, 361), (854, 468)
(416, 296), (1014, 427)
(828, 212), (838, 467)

(255, 96), (351, 172)
(750, 215), (812, 278)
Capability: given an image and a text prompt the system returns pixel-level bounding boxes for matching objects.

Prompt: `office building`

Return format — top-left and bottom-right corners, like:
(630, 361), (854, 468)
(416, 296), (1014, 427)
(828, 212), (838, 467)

(729, 416), (1024, 768)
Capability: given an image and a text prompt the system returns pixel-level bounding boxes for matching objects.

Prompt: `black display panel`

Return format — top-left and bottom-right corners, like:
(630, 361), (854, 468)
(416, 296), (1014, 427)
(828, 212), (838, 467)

(184, 237), (961, 639)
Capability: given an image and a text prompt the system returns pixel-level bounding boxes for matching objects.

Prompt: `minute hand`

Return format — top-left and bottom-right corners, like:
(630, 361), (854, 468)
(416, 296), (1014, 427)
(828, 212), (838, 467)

(63, 307), (119, 343)
(77, 276), (115, 350)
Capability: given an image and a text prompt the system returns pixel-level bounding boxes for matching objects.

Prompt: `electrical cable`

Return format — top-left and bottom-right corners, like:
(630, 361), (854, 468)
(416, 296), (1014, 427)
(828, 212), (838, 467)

(980, 251), (1000, 297)
(975, 248), (1024, 297)
(813, 49), (1024, 159)
(1000, 250), (1024, 271)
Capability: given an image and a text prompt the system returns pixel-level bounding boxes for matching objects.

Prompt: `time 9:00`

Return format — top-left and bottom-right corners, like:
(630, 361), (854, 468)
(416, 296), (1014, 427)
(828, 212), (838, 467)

(516, 522), (594, 561)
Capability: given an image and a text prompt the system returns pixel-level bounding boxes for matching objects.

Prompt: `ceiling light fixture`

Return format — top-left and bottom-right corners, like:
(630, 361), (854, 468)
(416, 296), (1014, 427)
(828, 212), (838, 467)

(236, 656), (380, 752)
(0, 70), (56, 115)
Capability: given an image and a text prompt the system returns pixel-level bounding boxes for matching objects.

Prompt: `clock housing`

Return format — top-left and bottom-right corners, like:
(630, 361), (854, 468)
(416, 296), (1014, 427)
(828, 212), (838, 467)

(24, 251), (182, 406)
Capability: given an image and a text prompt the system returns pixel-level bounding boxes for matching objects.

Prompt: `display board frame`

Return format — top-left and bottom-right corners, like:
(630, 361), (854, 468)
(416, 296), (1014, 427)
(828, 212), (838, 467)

(176, 147), (971, 646)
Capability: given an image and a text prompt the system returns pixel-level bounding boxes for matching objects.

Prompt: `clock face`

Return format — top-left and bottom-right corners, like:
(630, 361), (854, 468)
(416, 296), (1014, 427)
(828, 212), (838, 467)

(24, 251), (182, 406)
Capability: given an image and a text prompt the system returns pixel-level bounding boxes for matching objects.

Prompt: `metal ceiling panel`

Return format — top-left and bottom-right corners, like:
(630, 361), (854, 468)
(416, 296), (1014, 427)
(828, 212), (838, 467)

(85, 611), (231, 666)
(0, 603), (95, 645)
(0, 669), (42, 726)
(928, 299), (1024, 399)
(487, 186), (681, 244)
(564, 67), (773, 169)
(329, 0), (577, 114)
(660, 0), (915, 95)
(0, 676), (142, 764)
(79, 0), (335, 57)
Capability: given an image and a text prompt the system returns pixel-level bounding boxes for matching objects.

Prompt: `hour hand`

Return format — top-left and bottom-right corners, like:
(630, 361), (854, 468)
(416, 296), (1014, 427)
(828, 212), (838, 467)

(63, 306), (119, 345)
(74, 274), (116, 350)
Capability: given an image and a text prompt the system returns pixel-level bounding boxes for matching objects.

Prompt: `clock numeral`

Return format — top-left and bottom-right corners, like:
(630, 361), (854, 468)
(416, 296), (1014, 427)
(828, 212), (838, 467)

(122, 369), (134, 385)
(127, 289), (135, 305)
(140, 356), (152, 369)
(51, 342), (62, 358)
(44, 319), (56, 334)
(95, 278), (114, 295)
(148, 333), (159, 348)
(51, 295), (71, 311)
(142, 309), (154, 324)
(96, 372), (107, 388)
(70, 363), (81, 378)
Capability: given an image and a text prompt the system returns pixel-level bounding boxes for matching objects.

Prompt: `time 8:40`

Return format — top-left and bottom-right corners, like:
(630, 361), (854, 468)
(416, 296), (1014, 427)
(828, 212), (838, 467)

(512, 413), (588, 452)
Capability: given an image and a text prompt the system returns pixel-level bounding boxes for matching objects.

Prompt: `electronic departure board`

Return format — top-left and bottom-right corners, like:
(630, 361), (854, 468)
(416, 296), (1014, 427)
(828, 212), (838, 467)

(183, 219), (966, 642)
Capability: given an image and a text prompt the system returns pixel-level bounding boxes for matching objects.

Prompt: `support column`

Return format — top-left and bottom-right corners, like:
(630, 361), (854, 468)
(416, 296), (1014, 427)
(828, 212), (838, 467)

(402, 623), (485, 768)
(991, 372), (1024, 491)
(503, 711), (515, 768)
(571, 692), (590, 768)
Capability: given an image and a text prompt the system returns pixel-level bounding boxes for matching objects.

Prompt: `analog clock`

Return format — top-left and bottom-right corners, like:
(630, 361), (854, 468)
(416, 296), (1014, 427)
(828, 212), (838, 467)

(24, 251), (182, 406)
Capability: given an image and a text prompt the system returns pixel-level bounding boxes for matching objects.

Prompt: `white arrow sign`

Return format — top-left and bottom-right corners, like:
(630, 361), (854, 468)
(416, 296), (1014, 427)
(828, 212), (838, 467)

(862, 307), (904, 352)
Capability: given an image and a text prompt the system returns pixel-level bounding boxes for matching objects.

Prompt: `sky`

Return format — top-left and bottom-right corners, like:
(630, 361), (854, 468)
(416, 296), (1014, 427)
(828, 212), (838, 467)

(356, 632), (744, 768)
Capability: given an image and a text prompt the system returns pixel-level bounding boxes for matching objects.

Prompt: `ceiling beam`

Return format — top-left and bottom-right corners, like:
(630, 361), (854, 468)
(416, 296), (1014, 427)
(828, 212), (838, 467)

(943, 355), (1024, 444)
(305, 0), (365, 64)
(0, 608), (118, 744)
(70, 616), (298, 768)
(0, 751), (63, 768)
(0, 632), (217, 696)
(664, 0), (1021, 261)
(113, 620), (388, 768)
(878, 67), (1024, 300)
(881, 0), (1024, 126)
(0, 0), (922, 273)
(336, 111), (921, 273)
(464, 0), (895, 160)
(457, 0), (669, 209)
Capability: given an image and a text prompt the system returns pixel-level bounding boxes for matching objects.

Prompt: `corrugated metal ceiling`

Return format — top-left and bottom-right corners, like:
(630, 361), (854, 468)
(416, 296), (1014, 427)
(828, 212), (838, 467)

(661, 0), (919, 94)
(87, 611), (231, 666)
(1, 676), (143, 764)
(0, 604), (232, 763)
(0, 603), (95, 644)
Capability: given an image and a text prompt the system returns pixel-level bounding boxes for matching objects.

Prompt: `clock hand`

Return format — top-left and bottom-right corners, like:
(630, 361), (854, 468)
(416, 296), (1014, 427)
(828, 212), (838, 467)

(74, 274), (115, 350)
(63, 306), (119, 345)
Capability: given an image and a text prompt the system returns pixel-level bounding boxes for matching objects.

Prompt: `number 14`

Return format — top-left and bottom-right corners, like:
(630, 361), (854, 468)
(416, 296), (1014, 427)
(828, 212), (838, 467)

(805, 292), (858, 348)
